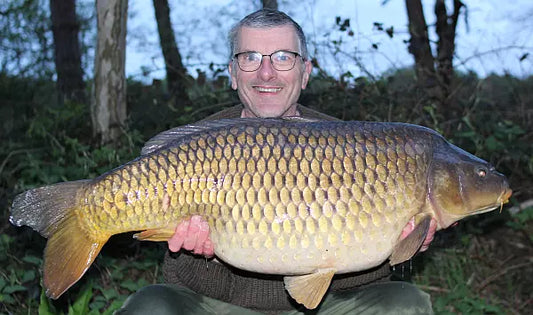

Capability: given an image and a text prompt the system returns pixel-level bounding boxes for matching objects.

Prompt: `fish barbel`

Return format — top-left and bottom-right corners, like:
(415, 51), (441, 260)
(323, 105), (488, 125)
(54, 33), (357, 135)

(10, 118), (512, 309)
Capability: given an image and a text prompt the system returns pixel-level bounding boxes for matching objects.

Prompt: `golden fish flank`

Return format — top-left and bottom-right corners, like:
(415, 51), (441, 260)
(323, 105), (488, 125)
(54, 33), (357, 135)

(10, 118), (511, 309)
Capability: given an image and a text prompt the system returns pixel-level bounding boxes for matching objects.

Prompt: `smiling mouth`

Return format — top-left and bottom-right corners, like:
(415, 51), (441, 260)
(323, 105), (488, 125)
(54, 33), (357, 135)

(254, 86), (282, 93)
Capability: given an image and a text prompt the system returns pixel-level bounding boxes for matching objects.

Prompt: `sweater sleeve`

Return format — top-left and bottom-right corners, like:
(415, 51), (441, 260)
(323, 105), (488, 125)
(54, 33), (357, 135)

(163, 252), (391, 312)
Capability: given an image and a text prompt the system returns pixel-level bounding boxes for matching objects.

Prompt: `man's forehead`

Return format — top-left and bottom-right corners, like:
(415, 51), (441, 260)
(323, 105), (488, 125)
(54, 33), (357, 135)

(236, 25), (300, 53)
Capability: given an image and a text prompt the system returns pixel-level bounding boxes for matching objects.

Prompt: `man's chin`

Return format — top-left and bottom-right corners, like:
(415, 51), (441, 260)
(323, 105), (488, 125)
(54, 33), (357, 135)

(257, 103), (297, 117)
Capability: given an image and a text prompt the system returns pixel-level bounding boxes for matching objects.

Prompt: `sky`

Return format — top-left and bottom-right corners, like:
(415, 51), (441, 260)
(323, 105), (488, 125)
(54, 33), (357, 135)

(125, 0), (533, 83)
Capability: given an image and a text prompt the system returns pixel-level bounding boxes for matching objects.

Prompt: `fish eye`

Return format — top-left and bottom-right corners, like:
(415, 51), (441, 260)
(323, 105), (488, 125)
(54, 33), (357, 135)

(476, 167), (487, 178)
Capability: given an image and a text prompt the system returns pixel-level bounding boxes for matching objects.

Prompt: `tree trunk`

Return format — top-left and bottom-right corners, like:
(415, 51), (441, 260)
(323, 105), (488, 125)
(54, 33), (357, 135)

(91, 0), (128, 145)
(152, 0), (191, 109)
(405, 0), (443, 103)
(49, 0), (85, 104)
(405, 0), (465, 107)
(435, 0), (463, 88)
(261, 0), (278, 10)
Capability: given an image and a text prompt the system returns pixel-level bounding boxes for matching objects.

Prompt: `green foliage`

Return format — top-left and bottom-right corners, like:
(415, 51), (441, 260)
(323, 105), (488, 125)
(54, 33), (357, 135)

(423, 250), (505, 314)
(1, 70), (532, 313)
(506, 206), (533, 242)
(0, 233), (42, 313)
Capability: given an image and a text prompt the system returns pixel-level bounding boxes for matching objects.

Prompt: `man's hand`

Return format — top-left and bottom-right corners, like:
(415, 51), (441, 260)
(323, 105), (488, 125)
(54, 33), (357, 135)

(168, 215), (214, 258)
(400, 217), (438, 252)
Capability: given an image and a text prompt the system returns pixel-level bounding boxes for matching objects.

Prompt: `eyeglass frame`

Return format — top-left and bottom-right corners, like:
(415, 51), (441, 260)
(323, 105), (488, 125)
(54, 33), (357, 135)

(232, 50), (304, 72)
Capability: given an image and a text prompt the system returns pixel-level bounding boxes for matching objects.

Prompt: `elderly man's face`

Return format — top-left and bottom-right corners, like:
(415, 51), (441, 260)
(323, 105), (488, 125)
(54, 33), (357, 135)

(229, 25), (313, 118)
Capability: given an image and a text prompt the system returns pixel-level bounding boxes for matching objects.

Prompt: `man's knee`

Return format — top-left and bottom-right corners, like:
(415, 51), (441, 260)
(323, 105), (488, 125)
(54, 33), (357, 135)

(321, 281), (433, 315)
(115, 284), (202, 315)
(362, 282), (433, 314)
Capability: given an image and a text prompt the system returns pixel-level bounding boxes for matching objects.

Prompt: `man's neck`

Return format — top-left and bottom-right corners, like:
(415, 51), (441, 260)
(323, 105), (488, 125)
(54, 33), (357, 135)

(240, 104), (301, 118)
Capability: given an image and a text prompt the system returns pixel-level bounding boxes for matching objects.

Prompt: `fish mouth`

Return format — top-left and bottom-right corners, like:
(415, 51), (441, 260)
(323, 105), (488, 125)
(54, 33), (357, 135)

(472, 187), (513, 215)
(499, 187), (513, 204)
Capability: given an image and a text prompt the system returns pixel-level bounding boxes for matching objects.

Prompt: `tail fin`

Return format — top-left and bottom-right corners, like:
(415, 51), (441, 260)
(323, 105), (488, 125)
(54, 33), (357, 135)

(10, 180), (90, 236)
(10, 180), (109, 299)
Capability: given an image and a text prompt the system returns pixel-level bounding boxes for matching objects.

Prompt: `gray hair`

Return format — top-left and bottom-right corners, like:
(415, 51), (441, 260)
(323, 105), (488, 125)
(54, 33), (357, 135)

(228, 9), (309, 60)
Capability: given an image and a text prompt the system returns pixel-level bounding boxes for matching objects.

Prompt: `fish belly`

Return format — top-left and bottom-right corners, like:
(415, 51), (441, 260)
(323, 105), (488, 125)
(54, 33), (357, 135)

(211, 226), (401, 274)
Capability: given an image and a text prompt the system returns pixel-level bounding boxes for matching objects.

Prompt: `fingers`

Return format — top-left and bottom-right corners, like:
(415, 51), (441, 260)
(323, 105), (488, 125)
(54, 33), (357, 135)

(202, 239), (215, 258)
(168, 215), (214, 257)
(183, 216), (202, 251)
(192, 219), (210, 254)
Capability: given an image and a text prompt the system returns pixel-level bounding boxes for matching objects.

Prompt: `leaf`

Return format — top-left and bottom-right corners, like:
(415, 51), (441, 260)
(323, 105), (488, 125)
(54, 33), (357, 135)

(0, 294), (16, 304)
(21, 270), (36, 283)
(485, 136), (504, 151)
(386, 26), (394, 38)
(68, 282), (93, 315)
(38, 289), (57, 315)
(3, 284), (27, 294)
(120, 279), (137, 291)
(89, 300), (106, 312)
(22, 255), (42, 265)
(101, 299), (127, 315)
(100, 287), (120, 300)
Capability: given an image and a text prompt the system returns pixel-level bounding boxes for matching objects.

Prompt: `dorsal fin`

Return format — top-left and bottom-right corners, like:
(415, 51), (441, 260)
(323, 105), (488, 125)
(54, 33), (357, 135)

(279, 116), (319, 123)
(140, 117), (320, 155)
(141, 119), (244, 155)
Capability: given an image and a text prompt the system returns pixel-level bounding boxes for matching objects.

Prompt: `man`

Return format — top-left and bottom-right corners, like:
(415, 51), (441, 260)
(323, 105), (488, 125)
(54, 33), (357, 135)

(118, 9), (435, 314)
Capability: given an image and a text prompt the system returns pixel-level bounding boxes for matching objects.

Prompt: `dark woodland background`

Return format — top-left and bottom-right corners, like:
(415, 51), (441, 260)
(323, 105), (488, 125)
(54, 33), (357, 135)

(1, 0), (532, 314)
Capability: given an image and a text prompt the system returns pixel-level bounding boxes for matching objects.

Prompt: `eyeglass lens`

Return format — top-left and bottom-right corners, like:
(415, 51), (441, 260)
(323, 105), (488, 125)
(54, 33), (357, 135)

(236, 51), (299, 72)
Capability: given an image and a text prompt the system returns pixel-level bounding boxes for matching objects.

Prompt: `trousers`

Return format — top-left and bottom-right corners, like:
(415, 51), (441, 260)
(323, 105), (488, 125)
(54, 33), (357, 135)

(115, 281), (433, 315)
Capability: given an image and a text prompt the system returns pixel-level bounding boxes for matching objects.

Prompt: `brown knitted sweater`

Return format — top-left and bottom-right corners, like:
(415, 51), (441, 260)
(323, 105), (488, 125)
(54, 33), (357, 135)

(162, 104), (392, 312)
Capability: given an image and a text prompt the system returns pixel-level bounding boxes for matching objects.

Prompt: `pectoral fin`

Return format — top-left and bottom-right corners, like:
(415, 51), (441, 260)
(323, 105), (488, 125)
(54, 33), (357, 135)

(283, 268), (336, 309)
(390, 214), (431, 266)
(133, 227), (175, 241)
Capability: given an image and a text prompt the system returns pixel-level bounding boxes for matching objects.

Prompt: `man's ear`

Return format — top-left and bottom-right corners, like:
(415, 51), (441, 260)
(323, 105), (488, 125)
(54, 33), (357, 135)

(228, 62), (238, 90)
(301, 59), (313, 89)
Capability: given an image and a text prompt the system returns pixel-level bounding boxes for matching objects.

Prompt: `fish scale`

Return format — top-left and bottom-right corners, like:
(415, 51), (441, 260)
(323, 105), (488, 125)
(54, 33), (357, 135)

(78, 121), (428, 274)
(10, 118), (511, 309)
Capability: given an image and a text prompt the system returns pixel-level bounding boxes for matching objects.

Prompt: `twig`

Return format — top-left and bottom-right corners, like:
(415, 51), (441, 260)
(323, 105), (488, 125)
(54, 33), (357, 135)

(456, 45), (533, 67)
(416, 285), (451, 293)
(0, 148), (41, 175)
(518, 297), (533, 313)
(477, 260), (533, 291)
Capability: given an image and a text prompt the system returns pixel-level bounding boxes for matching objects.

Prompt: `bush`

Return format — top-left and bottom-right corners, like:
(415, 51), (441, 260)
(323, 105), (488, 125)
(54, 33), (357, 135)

(1, 71), (531, 314)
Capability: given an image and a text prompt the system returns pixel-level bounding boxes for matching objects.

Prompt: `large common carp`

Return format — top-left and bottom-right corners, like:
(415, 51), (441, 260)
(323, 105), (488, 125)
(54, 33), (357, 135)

(10, 118), (511, 309)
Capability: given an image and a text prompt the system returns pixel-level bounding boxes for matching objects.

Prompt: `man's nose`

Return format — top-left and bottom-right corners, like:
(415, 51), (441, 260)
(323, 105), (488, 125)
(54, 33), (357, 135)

(257, 56), (276, 80)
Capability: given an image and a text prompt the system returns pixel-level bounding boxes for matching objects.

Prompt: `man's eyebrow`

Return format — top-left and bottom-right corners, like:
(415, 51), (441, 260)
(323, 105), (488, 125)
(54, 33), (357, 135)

(238, 48), (299, 53)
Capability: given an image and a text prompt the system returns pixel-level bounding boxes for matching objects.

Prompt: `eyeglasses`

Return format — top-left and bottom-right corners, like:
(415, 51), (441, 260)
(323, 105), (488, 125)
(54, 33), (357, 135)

(233, 50), (302, 72)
